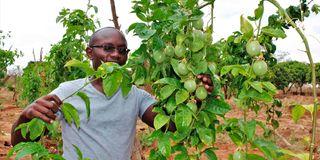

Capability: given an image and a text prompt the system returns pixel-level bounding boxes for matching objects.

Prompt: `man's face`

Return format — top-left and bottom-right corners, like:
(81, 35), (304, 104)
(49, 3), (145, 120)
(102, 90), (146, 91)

(86, 31), (128, 70)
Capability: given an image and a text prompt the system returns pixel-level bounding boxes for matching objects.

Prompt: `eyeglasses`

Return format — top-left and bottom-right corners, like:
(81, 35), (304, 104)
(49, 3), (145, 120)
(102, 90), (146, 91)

(90, 45), (130, 55)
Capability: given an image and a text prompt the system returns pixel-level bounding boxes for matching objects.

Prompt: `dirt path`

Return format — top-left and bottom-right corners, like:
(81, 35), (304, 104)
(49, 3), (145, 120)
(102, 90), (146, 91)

(1, 86), (319, 159)
(0, 87), (23, 159)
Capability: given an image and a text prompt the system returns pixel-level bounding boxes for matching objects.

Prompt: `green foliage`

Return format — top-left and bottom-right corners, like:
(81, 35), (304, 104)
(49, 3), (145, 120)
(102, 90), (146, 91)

(292, 104), (320, 123)
(270, 61), (309, 94)
(0, 31), (22, 80)
(128, 0), (285, 159)
(7, 142), (63, 160)
(270, 62), (292, 92)
(45, 5), (98, 89)
(18, 62), (52, 105)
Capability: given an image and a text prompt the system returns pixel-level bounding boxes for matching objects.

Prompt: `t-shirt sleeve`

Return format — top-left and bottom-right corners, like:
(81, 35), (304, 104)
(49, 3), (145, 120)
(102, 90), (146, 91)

(49, 83), (69, 120)
(49, 81), (82, 120)
(137, 87), (157, 118)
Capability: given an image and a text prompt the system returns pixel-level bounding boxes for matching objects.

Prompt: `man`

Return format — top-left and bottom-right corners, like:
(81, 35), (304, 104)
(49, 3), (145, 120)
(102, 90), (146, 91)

(11, 27), (213, 159)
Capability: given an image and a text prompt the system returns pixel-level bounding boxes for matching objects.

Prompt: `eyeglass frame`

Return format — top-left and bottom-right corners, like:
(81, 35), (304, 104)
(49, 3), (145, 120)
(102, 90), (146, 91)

(89, 45), (130, 55)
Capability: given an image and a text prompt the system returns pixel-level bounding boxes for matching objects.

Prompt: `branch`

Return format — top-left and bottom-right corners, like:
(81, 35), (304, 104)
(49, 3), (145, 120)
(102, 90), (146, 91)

(109, 0), (120, 30)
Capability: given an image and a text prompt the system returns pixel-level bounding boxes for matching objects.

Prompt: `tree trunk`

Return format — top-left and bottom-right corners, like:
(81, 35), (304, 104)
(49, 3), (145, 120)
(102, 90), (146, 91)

(287, 83), (294, 93)
(109, 0), (120, 30)
(223, 84), (228, 99)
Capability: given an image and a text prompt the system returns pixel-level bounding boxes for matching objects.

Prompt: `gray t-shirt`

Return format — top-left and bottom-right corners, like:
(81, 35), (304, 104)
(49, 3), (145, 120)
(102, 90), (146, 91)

(50, 78), (156, 160)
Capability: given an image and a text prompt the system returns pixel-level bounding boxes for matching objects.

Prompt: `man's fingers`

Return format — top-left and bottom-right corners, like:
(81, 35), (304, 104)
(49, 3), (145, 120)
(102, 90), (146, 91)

(43, 95), (62, 106)
(33, 104), (57, 120)
(30, 110), (52, 123)
(36, 96), (60, 113)
(50, 95), (62, 106)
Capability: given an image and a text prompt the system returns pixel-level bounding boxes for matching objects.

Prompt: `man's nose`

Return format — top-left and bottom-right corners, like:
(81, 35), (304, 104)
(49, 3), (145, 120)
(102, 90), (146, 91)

(108, 49), (122, 59)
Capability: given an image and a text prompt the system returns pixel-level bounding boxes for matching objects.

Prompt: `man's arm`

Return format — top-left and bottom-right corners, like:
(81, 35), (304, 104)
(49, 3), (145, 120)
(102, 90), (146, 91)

(11, 95), (62, 146)
(141, 105), (176, 132)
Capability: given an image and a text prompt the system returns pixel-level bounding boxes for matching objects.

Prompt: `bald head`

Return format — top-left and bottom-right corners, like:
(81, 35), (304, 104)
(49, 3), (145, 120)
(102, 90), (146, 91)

(89, 27), (127, 47)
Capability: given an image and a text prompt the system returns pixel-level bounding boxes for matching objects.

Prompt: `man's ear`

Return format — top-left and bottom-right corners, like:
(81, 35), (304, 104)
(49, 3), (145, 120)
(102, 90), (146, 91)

(86, 47), (93, 60)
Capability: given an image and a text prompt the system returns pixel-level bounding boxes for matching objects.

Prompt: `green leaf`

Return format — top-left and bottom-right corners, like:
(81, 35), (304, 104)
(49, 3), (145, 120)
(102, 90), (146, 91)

(93, 6), (98, 13)
(160, 85), (177, 100)
(240, 15), (253, 39)
(132, 65), (145, 85)
(99, 62), (120, 75)
(252, 139), (281, 160)
(191, 30), (205, 52)
(200, 111), (211, 127)
(165, 96), (176, 114)
(254, 5), (264, 20)
(155, 78), (182, 88)
(190, 60), (208, 75)
(175, 106), (192, 132)
(103, 71), (123, 97)
(206, 99), (231, 115)
(158, 133), (171, 157)
(220, 65), (234, 76)
(76, 91), (90, 120)
(132, 23), (156, 39)
(15, 123), (28, 139)
(190, 135), (200, 146)
(301, 104), (315, 115)
(7, 142), (27, 159)
(61, 103), (80, 128)
(174, 152), (189, 160)
(262, 82), (277, 94)
(246, 120), (256, 141)
(229, 132), (243, 146)
(249, 81), (263, 93)
(175, 89), (189, 105)
(203, 148), (218, 160)
(170, 58), (180, 76)
(64, 59), (95, 76)
(292, 105), (306, 123)
(120, 71), (132, 97)
(239, 89), (273, 102)
(197, 127), (213, 145)
(280, 149), (309, 160)
(246, 153), (265, 160)
(15, 142), (48, 160)
(28, 118), (45, 140)
(172, 131), (189, 143)
(261, 27), (286, 38)
(73, 144), (83, 159)
(220, 65), (247, 77)
(154, 114), (170, 130)
(312, 4), (320, 14)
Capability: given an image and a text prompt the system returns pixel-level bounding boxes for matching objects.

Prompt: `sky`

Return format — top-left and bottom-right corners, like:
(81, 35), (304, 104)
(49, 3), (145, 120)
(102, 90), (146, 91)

(0, 0), (319, 70)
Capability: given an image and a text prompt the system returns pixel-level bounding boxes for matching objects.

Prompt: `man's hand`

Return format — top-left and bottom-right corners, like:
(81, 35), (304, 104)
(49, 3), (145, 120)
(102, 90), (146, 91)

(197, 74), (213, 94)
(22, 95), (62, 123)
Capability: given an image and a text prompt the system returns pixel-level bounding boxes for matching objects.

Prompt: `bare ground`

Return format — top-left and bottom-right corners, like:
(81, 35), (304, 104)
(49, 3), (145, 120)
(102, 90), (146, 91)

(1, 86), (320, 160)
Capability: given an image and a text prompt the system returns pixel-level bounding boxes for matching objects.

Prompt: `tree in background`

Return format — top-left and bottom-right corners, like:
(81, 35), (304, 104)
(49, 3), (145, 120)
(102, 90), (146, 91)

(270, 62), (292, 94)
(0, 31), (21, 85)
(45, 3), (99, 89)
(287, 61), (310, 94)
(270, 61), (310, 95)
(17, 2), (99, 106)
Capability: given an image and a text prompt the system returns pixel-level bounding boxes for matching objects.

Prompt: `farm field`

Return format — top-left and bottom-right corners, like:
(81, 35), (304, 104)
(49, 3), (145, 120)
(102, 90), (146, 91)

(1, 83), (319, 160)
(1, 1), (320, 159)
